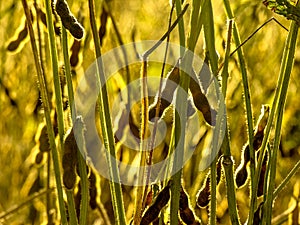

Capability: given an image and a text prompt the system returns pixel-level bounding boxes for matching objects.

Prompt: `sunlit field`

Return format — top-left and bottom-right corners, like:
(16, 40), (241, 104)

(0, 0), (299, 224)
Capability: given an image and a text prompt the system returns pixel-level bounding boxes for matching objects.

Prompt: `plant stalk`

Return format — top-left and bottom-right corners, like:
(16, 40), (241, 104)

(88, 0), (126, 224)
(21, 0), (67, 223)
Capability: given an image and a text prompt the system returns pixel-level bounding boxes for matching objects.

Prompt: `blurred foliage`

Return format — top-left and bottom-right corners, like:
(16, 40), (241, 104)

(0, 0), (299, 224)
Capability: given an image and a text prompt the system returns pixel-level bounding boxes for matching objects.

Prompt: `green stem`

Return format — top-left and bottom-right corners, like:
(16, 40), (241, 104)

(202, 1), (220, 224)
(222, 0), (255, 222)
(61, 27), (89, 225)
(133, 59), (149, 225)
(44, 0), (65, 144)
(21, 0), (67, 224)
(66, 190), (78, 225)
(88, 0), (126, 224)
(170, 0), (203, 223)
(264, 110), (282, 225)
(220, 17), (241, 225)
(61, 28), (75, 116)
(175, 0), (185, 53)
(76, 131), (89, 225)
(221, 133), (241, 225)
(264, 14), (299, 225)
(170, 1), (187, 224)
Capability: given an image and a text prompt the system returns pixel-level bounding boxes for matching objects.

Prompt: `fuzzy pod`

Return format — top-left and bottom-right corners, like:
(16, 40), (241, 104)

(74, 182), (81, 219)
(62, 153), (77, 171)
(70, 39), (81, 67)
(55, 0), (84, 39)
(235, 162), (248, 188)
(257, 152), (268, 197)
(179, 186), (201, 225)
(196, 175), (210, 208)
(63, 169), (76, 189)
(148, 61), (180, 121)
(216, 156), (223, 185)
(35, 151), (44, 164)
(99, 6), (108, 45)
(7, 23), (28, 52)
(253, 202), (264, 225)
(39, 125), (50, 153)
(189, 71), (216, 126)
(145, 189), (153, 207)
(234, 146), (250, 188)
(63, 128), (78, 186)
(243, 145), (251, 164)
(64, 128), (78, 154)
(253, 105), (270, 150)
(140, 184), (171, 225)
(89, 170), (98, 209)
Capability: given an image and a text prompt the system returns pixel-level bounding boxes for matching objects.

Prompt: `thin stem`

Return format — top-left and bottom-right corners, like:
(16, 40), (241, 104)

(223, 0), (256, 220)
(264, 12), (299, 224)
(0, 188), (54, 219)
(230, 17), (288, 57)
(202, 0), (220, 224)
(143, 3), (189, 58)
(34, 1), (52, 222)
(61, 26), (89, 225)
(44, 0), (65, 144)
(21, 0), (67, 223)
(273, 159), (300, 197)
(88, 0), (126, 224)
(220, 17), (240, 225)
(144, 1), (175, 200)
(264, 110), (282, 225)
(133, 59), (149, 225)
(221, 19), (233, 95)
(66, 190), (79, 225)
(170, 0), (187, 224)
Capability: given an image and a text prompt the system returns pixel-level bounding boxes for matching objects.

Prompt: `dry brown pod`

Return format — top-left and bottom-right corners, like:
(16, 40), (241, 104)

(196, 174), (210, 208)
(189, 70), (216, 126)
(39, 125), (50, 153)
(99, 6), (108, 45)
(253, 202), (264, 225)
(7, 23), (28, 52)
(70, 39), (81, 67)
(63, 169), (76, 189)
(35, 151), (44, 164)
(55, 0), (84, 39)
(62, 128), (78, 189)
(253, 105), (270, 150)
(235, 163), (248, 188)
(179, 186), (201, 225)
(74, 182), (81, 219)
(145, 189), (153, 207)
(148, 61), (180, 121)
(235, 105), (269, 189)
(257, 152), (268, 197)
(235, 146), (250, 188)
(89, 170), (98, 209)
(140, 183), (171, 225)
(216, 155), (223, 185)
